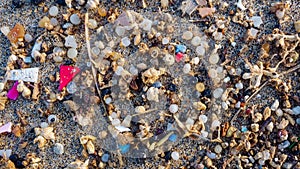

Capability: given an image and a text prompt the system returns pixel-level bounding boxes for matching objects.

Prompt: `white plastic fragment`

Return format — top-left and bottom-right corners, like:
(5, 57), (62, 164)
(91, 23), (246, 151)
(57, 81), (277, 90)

(0, 149), (12, 159)
(251, 16), (263, 28)
(292, 106), (300, 115)
(115, 126), (131, 132)
(49, 6), (59, 17)
(7, 68), (39, 83)
(53, 143), (64, 155)
(31, 40), (42, 58)
(171, 151), (180, 160)
(236, 0), (246, 11)
(0, 122), (13, 134)
(0, 26), (10, 36)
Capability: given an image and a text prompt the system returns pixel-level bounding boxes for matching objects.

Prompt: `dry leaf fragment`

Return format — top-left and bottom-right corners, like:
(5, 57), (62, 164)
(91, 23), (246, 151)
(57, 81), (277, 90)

(198, 7), (216, 18)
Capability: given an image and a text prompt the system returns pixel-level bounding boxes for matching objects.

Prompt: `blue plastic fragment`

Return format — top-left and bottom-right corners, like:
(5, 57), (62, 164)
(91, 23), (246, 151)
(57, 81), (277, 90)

(152, 81), (162, 88)
(241, 126), (248, 132)
(119, 144), (130, 154)
(168, 133), (177, 142)
(175, 44), (187, 53)
(101, 154), (110, 162)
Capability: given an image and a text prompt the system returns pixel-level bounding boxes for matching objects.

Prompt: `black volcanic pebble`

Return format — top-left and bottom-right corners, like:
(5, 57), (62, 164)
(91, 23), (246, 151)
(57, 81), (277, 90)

(31, 0), (44, 5)
(12, 0), (24, 8)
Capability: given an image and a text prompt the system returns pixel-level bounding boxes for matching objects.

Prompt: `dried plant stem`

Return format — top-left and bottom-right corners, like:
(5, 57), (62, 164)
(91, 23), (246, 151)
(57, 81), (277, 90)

(231, 80), (269, 124)
(85, 13), (106, 113)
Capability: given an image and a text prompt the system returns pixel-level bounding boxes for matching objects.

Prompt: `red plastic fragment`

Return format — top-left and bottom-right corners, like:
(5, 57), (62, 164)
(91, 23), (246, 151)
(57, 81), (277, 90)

(175, 52), (184, 62)
(7, 81), (19, 100)
(59, 65), (80, 91)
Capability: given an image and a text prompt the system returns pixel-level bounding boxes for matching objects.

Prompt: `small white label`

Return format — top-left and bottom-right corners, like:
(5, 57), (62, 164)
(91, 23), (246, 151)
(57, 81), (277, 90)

(7, 68), (39, 83)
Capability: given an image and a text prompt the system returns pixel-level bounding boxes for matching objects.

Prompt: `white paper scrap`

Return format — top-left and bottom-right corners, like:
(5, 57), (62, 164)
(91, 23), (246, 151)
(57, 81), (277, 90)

(7, 68), (39, 83)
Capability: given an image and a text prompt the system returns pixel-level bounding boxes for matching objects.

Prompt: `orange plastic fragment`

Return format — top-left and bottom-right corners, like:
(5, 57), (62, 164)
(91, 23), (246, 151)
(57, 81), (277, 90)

(7, 23), (25, 44)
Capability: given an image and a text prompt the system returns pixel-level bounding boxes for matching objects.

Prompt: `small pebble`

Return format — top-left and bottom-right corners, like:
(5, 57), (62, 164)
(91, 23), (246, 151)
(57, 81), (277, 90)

(121, 37), (131, 47)
(183, 63), (191, 74)
(292, 106), (300, 115)
(88, 19), (98, 29)
(195, 82), (205, 92)
(295, 20), (300, 33)
(1, 26), (10, 36)
(162, 37), (169, 45)
(70, 14), (81, 25)
(139, 19), (152, 31)
(65, 35), (77, 48)
(213, 88), (223, 98)
(199, 115), (208, 123)
(164, 54), (175, 65)
(211, 120), (221, 130)
(271, 99), (279, 111)
(24, 34), (33, 43)
(111, 119), (121, 126)
(208, 69), (218, 78)
(101, 154), (110, 162)
(235, 82), (243, 89)
(129, 66), (138, 75)
(182, 31), (193, 40)
(171, 151), (179, 160)
(214, 145), (222, 154)
(91, 47), (100, 56)
(207, 151), (217, 159)
(251, 16), (263, 28)
(115, 26), (126, 36)
(192, 57), (200, 65)
(67, 48), (78, 59)
(296, 118), (300, 125)
(23, 57), (33, 64)
(115, 66), (124, 76)
(50, 18), (59, 26)
(191, 36), (201, 46)
(53, 143), (64, 154)
(49, 6), (59, 17)
(40, 122), (48, 128)
(209, 53), (219, 64)
(48, 115), (58, 123)
(104, 97), (112, 104)
(66, 81), (77, 94)
(169, 104), (179, 113)
(196, 45), (205, 56)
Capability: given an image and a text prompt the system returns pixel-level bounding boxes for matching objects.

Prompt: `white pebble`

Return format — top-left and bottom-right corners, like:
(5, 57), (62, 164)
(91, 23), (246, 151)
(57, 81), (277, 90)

(164, 54), (175, 65)
(91, 47), (100, 56)
(162, 37), (169, 45)
(111, 119), (121, 126)
(251, 16), (263, 28)
(271, 99), (279, 111)
(0, 26), (10, 36)
(296, 118), (300, 125)
(65, 35), (77, 48)
(223, 76), (230, 83)
(40, 122), (49, 128)
(235, 101), (241, 108)
(121, 37), (131, 47)
(115, 26), (126, 36)
(235, 82), (243, 89)
(183, 63), (191, 74)
(53, 143), (64, 155)
(49, 6), (59, 17)
(199, 115), (208, 123)
(213, 88), (223, 98)
(201, 130), (208, 138)
(182, 31), (193, 40)
(139, 19), (152, 31)
(169, 104), (179, 113)
(115, 66), (124, 76)
(208, 69), (218, 78)
(105, 97), (112, 104)
(214, 145), (222, 154)
(171, 151), (180, 160)
(222, 102), (228, 110)
(24, 34), (33, 43)
(211, 120), (221, 130)
(67, 48), (78, 59)
(88, 19), (98, 29)
(191, 36), (201, 46)
(192, 57), (200, 65)
(276, 108), (283, 116)
(70, 14), (81, 25)
(50, 18), (59, 26)
(129, 66), (138, 75)
(196, 45), (205, 56)
(95, 41), (105, 49)
(209, 53), (219, 64)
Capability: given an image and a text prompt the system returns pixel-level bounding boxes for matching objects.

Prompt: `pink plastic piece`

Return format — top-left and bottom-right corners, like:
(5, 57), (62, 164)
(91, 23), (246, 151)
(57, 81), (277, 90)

(7, 81), (19, 100)
(175, 52), (184, 62)
(0, 122), (13, 134)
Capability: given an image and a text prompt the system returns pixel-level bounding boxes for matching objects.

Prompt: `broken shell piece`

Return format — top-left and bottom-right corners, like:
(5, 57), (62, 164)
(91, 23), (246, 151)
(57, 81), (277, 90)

(80, 135), (96, 145)
(22, 85), (31, 98)
(40, 127), (56, 140)
(135, 106), (145, 114)
(193, 101), (206, 111)
(34, 136), (47, 148)
(86, 140), (95, 154)
(277, 118), (289, 129)
(198, 8), (216, 18)
(0, 96), (7, 111)
(295, 20), (300, 32)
